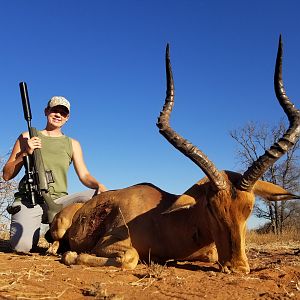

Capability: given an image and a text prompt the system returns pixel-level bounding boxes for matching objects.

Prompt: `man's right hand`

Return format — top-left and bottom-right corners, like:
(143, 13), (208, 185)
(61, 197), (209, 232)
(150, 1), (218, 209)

(26, 136), (42, 155)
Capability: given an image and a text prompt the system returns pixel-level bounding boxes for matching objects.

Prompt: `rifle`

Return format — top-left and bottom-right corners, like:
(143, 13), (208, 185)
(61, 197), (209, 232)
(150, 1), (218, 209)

(19, 82), (62, 223)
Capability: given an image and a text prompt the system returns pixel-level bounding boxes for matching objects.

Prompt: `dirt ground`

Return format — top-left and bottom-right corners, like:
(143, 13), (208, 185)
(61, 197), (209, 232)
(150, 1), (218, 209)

(0, 239), (299, 300)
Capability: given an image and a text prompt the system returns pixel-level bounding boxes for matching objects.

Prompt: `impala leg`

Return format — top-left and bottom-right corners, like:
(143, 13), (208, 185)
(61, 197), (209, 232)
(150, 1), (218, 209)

(62, 250), (138, 269)
(91, 230), (139, 270)
(46, 240), (60, 255)
(62, 228), (139, 270)
(61, 243), (139, 270)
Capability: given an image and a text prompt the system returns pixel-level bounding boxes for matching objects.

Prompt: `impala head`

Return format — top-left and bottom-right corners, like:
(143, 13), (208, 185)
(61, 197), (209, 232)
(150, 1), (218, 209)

(157, 36), (300, 273)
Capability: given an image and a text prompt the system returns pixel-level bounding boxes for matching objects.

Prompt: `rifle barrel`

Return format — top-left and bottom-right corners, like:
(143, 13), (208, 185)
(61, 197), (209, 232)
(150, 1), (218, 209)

(18, 82), (63, 222)
(19, 82), (32, 123)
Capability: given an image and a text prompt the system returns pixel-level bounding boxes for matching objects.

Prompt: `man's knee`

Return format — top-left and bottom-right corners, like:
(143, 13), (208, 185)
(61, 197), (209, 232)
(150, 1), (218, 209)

(10, 225), (40, 253)
(10, 239), (33, 253)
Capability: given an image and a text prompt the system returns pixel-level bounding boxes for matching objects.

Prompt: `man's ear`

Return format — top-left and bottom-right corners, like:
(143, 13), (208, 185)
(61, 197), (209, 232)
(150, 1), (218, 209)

(44, 107), (49, 116)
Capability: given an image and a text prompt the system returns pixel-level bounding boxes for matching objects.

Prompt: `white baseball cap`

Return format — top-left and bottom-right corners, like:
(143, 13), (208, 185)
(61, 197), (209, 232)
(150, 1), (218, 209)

(47, 96), (70, 112)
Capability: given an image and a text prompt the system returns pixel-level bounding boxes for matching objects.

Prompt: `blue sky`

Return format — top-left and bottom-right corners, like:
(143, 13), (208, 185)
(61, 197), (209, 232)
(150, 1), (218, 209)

(1, 1), (299, 228)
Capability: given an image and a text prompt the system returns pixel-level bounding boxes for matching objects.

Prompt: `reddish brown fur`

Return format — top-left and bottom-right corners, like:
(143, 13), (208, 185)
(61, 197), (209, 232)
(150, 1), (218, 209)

(51, 171), (296, 273)
(49, 38), (299, 272)
(47, 203), (84, 255)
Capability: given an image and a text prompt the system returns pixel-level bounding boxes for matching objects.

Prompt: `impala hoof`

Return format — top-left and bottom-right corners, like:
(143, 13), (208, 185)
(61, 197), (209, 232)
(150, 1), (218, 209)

(61, 251), (78, 266)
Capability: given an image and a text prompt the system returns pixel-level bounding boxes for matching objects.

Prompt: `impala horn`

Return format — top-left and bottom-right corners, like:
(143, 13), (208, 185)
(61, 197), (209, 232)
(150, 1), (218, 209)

(157, 44), (227, 192)
(238, 35), (300, 191)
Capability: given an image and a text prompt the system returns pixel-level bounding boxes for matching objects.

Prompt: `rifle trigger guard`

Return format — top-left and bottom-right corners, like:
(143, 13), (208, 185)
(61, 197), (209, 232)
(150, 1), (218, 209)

(7, 205), (21, 215)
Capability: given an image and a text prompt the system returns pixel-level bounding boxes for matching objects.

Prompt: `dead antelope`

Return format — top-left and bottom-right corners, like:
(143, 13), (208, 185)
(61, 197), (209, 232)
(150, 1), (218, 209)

(51, 36), (299, 273)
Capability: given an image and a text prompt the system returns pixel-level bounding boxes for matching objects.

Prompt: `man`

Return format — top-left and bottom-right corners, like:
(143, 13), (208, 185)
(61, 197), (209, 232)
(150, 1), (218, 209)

(2, 96), (107, 253)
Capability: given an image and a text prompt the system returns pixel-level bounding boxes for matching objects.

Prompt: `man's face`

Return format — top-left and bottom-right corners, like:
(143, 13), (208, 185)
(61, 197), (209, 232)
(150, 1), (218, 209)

(46, 105), (70, 127)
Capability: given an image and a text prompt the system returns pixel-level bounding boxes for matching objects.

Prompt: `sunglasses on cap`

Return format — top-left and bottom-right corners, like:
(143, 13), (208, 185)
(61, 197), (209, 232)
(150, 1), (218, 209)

(49, 105), (69, 117)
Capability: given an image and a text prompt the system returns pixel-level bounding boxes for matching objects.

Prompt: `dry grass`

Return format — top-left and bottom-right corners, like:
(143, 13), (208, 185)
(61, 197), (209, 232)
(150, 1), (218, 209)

(246, 228), (300, 251)
(0, 223), (9, 240)
(145, 261), (170, 281)
(0, 227), (299, 299)
(0, 254), (70, 299)
(129, 260), (171, 290)
(246, 228), (299, 243)
(81, 282), (123, 299)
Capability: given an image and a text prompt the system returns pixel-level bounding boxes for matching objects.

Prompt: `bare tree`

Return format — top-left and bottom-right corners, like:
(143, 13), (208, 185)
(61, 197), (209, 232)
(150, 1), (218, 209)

(0, 155), (18, 225)
(230, 120), (300, 234)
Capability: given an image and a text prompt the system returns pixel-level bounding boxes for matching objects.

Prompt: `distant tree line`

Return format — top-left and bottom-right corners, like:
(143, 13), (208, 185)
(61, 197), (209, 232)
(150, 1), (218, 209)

(0, 155), (18, 225)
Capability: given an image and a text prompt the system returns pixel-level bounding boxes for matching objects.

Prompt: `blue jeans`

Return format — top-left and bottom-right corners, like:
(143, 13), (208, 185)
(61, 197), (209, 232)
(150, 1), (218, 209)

(9, 190), (95, 253)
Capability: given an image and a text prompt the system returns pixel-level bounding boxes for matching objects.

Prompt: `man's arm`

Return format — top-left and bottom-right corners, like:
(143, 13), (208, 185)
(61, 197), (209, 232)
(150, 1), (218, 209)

(2, 132), (41, 181)
(71, 139), (107, 194)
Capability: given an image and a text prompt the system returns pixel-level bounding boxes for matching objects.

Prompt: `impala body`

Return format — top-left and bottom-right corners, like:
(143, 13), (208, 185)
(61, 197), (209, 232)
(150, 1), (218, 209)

(49, 37), (300, 273)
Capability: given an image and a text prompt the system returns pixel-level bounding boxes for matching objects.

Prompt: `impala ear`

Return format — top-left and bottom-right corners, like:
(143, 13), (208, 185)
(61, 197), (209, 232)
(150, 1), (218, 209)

(162, 194), (197, 214)
(253, 180), (300, 201)
(162, 181), (206, 214)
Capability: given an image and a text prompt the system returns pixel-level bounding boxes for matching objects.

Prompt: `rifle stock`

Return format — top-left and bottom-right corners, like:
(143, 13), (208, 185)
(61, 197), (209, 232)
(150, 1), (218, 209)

(19, 82), (62, 223)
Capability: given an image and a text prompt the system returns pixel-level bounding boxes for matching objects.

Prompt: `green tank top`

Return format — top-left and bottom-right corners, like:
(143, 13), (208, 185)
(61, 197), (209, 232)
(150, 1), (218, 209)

(37, 131), (73, 199)
(15, 131), (73, 201)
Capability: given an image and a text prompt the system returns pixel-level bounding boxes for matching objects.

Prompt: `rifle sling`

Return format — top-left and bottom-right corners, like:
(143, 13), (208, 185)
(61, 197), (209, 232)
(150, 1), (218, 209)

(42, 191), (63, 223)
